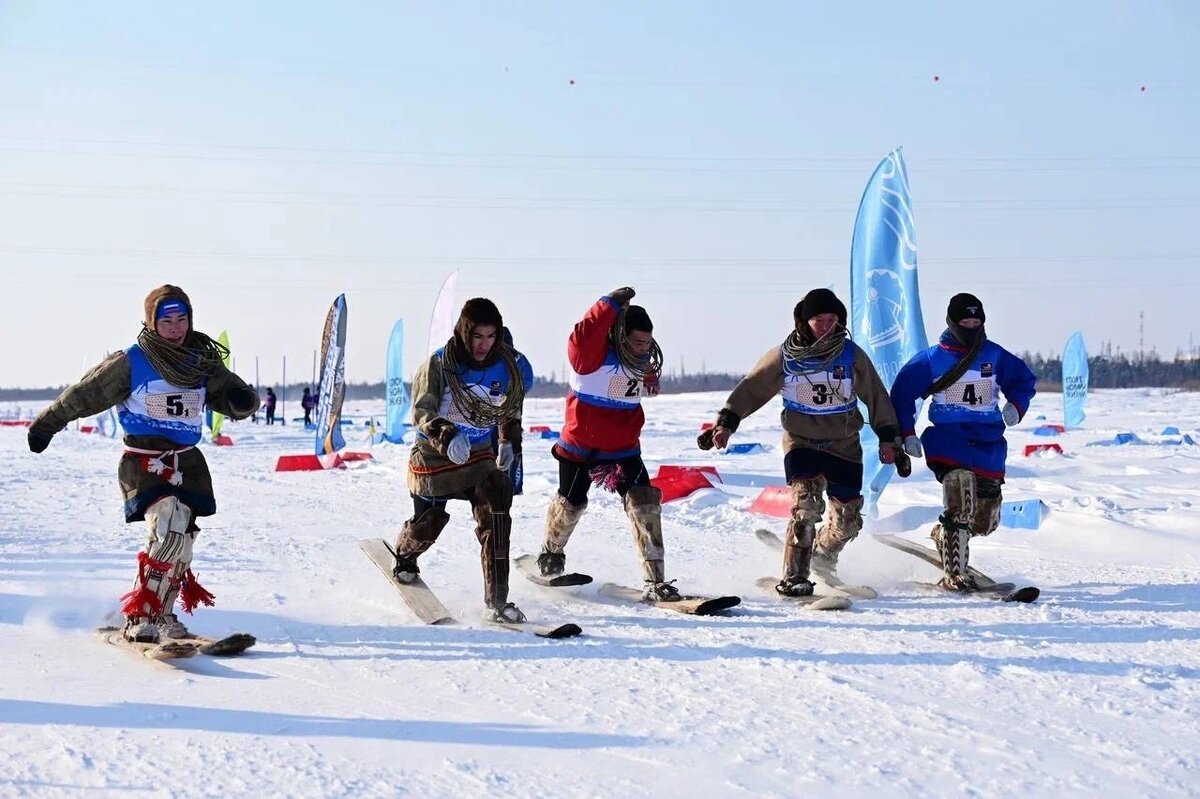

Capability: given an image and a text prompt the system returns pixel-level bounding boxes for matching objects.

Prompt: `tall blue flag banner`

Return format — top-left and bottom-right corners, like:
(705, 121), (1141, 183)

(384, 318), (410, 443)
(314, 294), (348, 456)
(1062, 331), (1088, 428)
(850, 148), (928, 517)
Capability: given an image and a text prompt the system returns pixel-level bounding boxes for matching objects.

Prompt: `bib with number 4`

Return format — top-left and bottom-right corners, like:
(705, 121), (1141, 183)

(933, 370), (997, 412)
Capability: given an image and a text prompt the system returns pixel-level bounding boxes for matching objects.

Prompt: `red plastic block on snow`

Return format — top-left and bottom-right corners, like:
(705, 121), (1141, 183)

(79, 425), (96, 434)
(1023, 443), (1063, 457)
(212, 434), (234, 446)
(1046, 423), (1066, 433)
(275, 453), (345, 472)
(748, 485), (793, 518)
(650, 470), (717, 503)
(653, 464), (722, 483)
(0, 420), (32, 427)
(528, 425), (551, 433)
(338, 451), (375, 463)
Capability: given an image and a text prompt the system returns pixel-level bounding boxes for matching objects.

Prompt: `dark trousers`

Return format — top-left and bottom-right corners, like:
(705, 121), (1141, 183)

(406, 471), (513, 607)
(783, 447), (863, 502)
(556, 455), (651, 506)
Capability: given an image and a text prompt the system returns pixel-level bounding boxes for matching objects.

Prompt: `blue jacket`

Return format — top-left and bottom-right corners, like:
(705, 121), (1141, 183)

(890, 330), (1036, 479)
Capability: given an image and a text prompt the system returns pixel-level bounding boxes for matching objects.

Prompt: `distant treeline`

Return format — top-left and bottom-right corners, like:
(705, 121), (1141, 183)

(5, 355), (1197, 402)
(1022, 352), (1200, 392)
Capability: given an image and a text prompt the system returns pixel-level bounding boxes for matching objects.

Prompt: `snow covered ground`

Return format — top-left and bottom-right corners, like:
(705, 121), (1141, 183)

(2, 389), (1198, 798)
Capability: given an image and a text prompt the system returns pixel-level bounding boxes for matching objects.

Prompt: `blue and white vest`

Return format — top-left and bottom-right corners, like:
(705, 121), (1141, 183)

(436, 350), (519, 444)
(926, 341), (1003, 426)
(570, 350), (646, 410)
(779, 343), (857, 415)
(117, 345), (206, 445)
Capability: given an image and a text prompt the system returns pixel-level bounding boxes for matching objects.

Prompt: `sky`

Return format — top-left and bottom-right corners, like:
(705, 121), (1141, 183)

(1, 1), (1197, 390)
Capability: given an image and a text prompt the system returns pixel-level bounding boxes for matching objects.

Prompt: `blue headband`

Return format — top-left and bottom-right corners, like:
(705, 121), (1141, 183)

(156, 299), (189, 321)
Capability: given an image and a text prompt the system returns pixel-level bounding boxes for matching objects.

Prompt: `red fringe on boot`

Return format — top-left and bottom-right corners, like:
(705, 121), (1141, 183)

(180, 569), (216, 614)
(119, 551), (170, 617)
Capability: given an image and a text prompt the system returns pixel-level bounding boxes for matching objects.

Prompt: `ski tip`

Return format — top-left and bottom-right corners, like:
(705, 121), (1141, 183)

(548, 573), (593, 587)
(1003, 586), (1041, 603)
(694, 595), (742, 615)
(537, 623), (583, 639)
(197, 633), (258, 657)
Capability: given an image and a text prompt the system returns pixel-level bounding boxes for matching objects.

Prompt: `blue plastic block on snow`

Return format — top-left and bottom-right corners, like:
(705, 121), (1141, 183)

(1114, 432), (1140, 445)
(1162, 426), (1181, 436)
(539, 430), (560, 440)
(1033, 426), (1060, 436)
(726, 442), (767, 455)
(1000, 499), (1046, 530)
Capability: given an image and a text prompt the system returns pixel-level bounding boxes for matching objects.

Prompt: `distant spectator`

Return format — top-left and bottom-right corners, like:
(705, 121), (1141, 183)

(302, 386), (316, 427)
(265, 387), (277, 425)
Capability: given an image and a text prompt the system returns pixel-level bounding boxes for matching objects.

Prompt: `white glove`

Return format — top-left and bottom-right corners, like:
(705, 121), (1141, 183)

(496, 441), (514, 471)
(903, 435), (923, 458)
(446, 432), (471, 464)
(1001, 402), (1020, 427)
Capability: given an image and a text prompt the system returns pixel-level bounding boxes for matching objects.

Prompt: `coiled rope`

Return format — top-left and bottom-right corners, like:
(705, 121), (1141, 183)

(781, 325), (848, 377)
(440, 340), (525, 427)
(137, 327), (229, 389)
(610, 309), (664, 381)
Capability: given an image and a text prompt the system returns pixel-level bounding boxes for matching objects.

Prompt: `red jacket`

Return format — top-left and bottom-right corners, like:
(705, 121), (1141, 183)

(555, 297), (646, 462)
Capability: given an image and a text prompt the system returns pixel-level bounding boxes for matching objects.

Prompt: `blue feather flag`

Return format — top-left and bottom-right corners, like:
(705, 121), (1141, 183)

(1062, 331), (1088, 428)
(384, 319), (411, 443)
(849, 148), (928, 517)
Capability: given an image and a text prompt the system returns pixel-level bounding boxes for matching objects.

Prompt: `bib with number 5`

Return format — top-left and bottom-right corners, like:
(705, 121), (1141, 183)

(117, 344), (206, 445)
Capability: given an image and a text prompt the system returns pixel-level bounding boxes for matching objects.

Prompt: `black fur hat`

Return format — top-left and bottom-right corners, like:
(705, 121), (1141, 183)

(947, 293), (985, 325)
(793, 288), (848, 330)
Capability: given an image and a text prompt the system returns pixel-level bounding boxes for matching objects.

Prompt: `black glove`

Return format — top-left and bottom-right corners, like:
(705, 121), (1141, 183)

(895, 447), (912, 478)
(27, 427), (53, 454)
(608, 287), (636, 306)
(696, 409), (741, 450)
(227, 385), (260, 414)
(715, 408), (741, 434)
